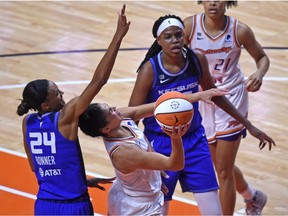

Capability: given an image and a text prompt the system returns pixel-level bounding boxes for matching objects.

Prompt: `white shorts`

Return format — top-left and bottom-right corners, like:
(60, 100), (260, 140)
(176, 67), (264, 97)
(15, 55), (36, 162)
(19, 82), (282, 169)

(199, 84), (248, 143)
(108, 180), (163, 215)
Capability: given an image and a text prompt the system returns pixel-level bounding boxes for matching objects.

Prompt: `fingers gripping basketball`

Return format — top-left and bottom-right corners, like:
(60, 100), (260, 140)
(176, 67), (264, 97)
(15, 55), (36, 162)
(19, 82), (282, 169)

(154, 92), (194, 131)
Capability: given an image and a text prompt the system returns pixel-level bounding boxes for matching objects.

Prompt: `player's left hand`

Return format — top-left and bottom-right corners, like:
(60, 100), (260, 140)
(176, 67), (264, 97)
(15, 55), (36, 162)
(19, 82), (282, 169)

(87, 177), (116, 191)
(248, 126), (276, 150)
(245, 72), (263, 92)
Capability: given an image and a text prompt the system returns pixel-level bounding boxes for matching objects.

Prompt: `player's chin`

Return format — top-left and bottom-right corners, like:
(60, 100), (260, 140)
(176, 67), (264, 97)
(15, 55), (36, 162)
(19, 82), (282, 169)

(58, 102), (65, 110)
(116, 110), (122, 119)
(171, 48), (181, 55)
(59, 98), (65, 106)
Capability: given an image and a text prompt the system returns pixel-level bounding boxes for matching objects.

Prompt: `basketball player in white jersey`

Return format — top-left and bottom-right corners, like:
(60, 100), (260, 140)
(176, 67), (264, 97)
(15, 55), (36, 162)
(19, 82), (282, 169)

(78, 89), (230, 215)
(184, 1), (271, 215)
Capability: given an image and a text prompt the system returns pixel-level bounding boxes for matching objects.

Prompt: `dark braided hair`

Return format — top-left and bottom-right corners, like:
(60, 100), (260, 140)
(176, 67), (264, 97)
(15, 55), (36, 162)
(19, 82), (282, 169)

(137, 15), (201, 77)
(197, 0), (238, 8)
(79, 103), (108, 138)
(16, 79), (49, 116)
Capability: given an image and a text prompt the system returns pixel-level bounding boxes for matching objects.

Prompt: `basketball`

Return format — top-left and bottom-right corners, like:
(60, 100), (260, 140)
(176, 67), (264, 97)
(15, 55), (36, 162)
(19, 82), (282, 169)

(154, 91), (194, 131)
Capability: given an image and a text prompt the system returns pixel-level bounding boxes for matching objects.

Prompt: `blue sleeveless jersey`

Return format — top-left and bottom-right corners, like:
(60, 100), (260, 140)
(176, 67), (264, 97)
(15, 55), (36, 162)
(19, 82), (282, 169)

(25, 112), (88, 200)
(143, 51), (202, 134)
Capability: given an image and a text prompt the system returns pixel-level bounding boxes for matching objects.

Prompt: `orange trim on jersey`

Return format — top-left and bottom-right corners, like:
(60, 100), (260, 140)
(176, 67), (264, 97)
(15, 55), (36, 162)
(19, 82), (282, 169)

(200, 14), (231, 42)
(207, 136), (217, 144)
(189, 15), (197, 43)
(216, 125), (245, 137)
(233, 19), (241, 48)
(108, 144), (122, 157)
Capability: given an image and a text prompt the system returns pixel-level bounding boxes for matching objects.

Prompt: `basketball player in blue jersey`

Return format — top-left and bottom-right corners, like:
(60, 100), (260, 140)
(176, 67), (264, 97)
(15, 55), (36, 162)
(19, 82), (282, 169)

(78, 88), (229, 215)
(128, 14), (275, 215)
(184, 1), (273, 215)
(16, 5), (130, 215)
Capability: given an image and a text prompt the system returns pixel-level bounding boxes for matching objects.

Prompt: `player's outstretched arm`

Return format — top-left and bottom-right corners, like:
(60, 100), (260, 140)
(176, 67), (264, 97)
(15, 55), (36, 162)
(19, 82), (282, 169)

(64, 4), (130, 123)
(76, 4), (130, 116)
(186, 88), (231, 105)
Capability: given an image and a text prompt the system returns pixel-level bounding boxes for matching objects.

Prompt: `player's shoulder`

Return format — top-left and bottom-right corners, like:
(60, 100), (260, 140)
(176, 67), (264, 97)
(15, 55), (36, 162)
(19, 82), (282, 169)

(236, 20), (255, 43)
(236, 20), (251, 32)
(183, 14), (199, 26)
(183, 15), (193, 23)
(138, 58), (154, 76)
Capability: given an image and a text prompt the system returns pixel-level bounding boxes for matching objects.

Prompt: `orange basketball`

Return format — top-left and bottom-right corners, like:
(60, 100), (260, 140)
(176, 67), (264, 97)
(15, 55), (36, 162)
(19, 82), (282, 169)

(154, 91), (194, 131)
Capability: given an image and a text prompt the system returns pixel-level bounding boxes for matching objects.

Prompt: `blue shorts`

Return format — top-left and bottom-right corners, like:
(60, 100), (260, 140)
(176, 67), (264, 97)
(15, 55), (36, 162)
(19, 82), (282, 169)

(35, 193), (94, 215)
(145, 126), (219, 201)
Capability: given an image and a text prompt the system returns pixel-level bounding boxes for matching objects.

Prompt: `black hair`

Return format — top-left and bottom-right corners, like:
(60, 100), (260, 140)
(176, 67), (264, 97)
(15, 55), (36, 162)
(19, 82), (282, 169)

(16, 79), (49, 116)
(137, 15), (201, 78)
(79, 103), (107, 138)
(197, 0), (238, 8)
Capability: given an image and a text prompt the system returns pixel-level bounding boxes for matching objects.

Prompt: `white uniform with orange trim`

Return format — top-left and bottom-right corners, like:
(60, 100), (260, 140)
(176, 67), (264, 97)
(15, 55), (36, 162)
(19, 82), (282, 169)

(103, 118), (164, 215)
(188, 14), (248, 143)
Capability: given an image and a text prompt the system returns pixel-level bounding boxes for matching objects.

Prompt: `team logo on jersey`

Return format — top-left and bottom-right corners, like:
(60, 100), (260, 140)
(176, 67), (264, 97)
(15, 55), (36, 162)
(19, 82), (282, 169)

(196, 46), (232, 54)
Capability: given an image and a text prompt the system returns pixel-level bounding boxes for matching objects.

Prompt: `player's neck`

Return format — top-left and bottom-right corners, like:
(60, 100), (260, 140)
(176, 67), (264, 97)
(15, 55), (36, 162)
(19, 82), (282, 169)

(106, 126), (133, 138)
(203, 14), (227, 34)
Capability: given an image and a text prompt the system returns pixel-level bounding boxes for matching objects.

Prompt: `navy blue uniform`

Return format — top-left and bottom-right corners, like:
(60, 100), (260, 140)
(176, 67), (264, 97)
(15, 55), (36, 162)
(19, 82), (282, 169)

(25, 112), (93, 215)
(143, 51), (219, 200)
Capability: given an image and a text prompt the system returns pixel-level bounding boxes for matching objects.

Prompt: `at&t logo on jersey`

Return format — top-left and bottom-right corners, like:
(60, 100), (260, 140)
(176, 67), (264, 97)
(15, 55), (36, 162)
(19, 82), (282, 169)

(39, 167), (62, 177)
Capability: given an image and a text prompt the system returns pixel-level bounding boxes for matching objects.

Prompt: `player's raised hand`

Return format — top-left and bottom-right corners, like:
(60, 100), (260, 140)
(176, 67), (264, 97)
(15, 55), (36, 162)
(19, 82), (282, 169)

(116, 4), (131, 39)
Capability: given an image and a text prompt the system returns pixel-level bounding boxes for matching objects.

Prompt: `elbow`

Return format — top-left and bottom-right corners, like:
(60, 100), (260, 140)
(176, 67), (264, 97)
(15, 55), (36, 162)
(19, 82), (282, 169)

(92, 78), (108, 90)
(98, 78), (108, 87)
(257, 55), (270, 70)
(178, 162), (185, 170)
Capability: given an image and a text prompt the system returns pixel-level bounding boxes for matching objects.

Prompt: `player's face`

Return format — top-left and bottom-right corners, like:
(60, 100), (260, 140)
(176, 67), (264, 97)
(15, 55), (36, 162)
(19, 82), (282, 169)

(157, 26), (184, 55)
(202, 0), (226, 17)
(101, 103), (122, 129)
(43, 82), (65, 112)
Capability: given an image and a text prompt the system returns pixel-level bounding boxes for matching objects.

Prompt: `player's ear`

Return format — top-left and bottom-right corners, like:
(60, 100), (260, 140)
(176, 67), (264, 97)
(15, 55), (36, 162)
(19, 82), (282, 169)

(101, 126), (110, 135)
(40, 102), (49, 112)
(156, 37), (162, 46)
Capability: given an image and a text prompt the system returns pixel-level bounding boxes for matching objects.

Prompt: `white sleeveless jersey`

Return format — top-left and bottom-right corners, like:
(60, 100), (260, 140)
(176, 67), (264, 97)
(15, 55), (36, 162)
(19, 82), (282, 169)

(189, 14), (245, 89)
(103, 118), (163, 215)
